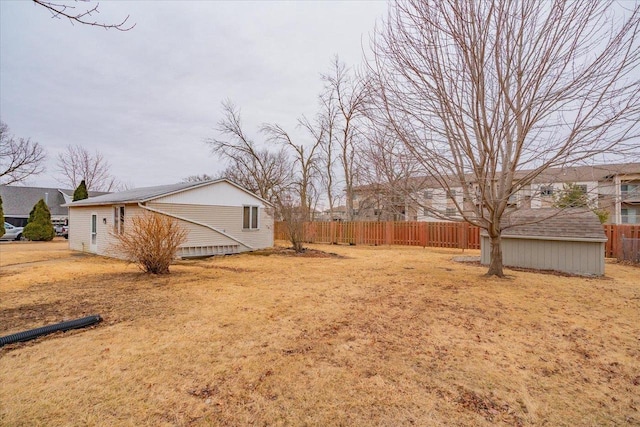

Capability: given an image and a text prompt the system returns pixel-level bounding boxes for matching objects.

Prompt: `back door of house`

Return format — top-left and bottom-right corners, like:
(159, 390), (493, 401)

(90, 214), (97, 252)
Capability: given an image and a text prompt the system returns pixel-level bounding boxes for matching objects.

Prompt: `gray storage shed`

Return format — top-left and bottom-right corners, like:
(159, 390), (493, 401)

(480, 208), (607, 276)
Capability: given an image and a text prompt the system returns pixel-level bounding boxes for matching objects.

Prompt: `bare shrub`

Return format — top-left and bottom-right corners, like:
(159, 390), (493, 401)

(278, 201), (307, 253)
(110, 211), (187, 274)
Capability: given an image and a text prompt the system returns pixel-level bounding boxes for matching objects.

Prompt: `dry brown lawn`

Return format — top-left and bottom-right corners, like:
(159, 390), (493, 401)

(0, 239), (639, 426)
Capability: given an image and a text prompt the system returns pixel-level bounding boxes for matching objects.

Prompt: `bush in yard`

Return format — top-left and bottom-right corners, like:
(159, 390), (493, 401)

(73, 179), (89, 201)
(23, 199), (55, 241)
(110, 211), (187, 274)
(276, 197), (308, 253)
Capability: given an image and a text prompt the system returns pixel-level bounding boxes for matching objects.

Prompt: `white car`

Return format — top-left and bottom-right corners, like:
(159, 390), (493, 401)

(1, 222), (24, 241)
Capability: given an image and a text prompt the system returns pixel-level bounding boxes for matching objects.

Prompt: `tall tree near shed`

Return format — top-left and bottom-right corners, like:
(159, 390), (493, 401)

(368, 0), (640, 277)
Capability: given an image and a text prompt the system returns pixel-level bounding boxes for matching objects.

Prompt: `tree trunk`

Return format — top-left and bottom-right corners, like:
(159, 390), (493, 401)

(486, 233), (505, 277)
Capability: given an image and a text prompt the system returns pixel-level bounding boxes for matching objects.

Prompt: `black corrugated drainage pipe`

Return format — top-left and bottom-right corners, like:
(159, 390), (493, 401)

(0, 315), (102, 347)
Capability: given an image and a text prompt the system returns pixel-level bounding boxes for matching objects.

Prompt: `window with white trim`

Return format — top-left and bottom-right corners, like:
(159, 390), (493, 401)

(114, 206), (125, 234)
(243, 206), (259, 230)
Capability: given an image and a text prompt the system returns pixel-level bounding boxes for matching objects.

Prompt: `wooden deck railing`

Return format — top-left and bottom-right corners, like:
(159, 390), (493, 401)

(275, 221), (640, 259)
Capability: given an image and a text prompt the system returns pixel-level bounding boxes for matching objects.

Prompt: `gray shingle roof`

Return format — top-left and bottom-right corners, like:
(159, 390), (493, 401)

(0, 185), (108, 217)
(483, 208), (607, 241)
(530, 163), (640, 183)
(66, 181), (208, 206)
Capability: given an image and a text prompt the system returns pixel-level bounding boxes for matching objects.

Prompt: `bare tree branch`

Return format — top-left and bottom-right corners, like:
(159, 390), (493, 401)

(33, 0), (135, 31)
(206, 101), (292, 209)
(262, 116), (325, 220)
(56, 144), (120, 191)
(0, 121), (46, 185)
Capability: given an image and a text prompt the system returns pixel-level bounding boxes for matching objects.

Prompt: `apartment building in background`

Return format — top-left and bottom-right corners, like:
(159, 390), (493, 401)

(352, 163), (640, 224)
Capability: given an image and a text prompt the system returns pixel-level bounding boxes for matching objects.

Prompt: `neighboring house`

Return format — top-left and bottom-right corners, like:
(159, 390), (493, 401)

(0, 185), (108, 227)
(315, 206), (351, 222)
(480, 208), (607, 276)
(65, 179), (274, 258)
(352, 163), (640, 224)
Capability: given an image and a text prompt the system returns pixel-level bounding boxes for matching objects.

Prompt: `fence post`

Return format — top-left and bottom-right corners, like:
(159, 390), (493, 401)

(385, 222), (394, 245)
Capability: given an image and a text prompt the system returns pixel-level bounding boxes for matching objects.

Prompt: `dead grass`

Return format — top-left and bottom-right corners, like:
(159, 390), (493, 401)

(1, 240), (639, 426)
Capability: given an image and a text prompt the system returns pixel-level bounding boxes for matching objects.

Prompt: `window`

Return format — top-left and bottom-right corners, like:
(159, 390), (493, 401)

(424, 190), (433, 200)
(540, 186), (554, 197)
(114, 206), (125, 234)
(447, 189), (457, 198)
(576, 185), (588, 194)
(622, 208), (639, 224)
(622, 183), (639, 199)
(445, 207), (456, 216)
(243, 206), (259, 230)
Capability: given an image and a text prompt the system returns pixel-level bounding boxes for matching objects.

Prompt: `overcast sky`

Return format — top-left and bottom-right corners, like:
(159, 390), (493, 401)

(0, 0), (388, 190)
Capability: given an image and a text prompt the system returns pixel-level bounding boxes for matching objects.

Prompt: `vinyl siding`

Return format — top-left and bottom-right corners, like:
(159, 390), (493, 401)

(69, 196), (274, 258)
(69, 204), (144, 256)
(152, 180), (268, 207)
(481, 235), (604, 276)
(145, 202), (274, 250)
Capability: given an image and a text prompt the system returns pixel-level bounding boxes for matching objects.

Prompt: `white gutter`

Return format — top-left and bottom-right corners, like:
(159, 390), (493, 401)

(138, 202), (254, 250)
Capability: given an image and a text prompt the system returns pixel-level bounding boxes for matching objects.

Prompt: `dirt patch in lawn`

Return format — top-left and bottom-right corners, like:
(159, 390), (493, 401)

(248, 245), (345, 258)
(1, 241), (639, 426)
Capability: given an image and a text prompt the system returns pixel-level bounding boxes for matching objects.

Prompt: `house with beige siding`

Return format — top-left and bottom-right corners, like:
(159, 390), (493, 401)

(65, 179), (273, 258)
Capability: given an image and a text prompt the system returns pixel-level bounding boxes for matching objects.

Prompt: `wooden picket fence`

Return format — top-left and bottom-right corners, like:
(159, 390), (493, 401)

(275, 221), (640, 259)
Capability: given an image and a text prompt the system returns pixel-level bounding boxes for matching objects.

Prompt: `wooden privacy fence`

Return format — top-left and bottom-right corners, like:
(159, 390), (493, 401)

(275, 221), (481, 250)
(276, 221), (640, 259)
(603, 224), (640, 259)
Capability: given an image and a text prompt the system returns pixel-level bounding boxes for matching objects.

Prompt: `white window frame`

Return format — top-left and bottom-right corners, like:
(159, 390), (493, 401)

(243, 205), (259, 230)
(114, 205), (125, 234)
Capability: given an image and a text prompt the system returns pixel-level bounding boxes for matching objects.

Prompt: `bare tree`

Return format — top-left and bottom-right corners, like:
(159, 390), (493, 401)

(262, 116), (324, 221)
(0, 121), (46, 185)
(322, 57), (369, 221)
(369, 0), (640, 277)
(182, 174), (215, 183)
(33, 0), (135, 31)
(56, 144), (120, 191)
(358, 125), (423, 221)
(317, 88), (340, 220)
(207, 101), (292, 208)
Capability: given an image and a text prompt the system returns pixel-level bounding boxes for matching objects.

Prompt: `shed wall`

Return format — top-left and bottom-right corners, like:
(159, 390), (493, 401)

(480, 236), (604, 276)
